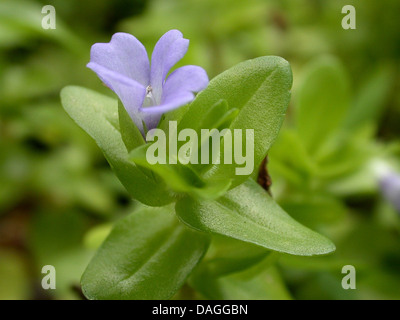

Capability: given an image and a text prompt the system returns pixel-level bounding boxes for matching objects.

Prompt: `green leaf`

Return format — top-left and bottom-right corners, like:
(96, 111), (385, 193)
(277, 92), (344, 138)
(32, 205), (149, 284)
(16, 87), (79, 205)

(0, 0), (85, 53)
(81, 205), (210, 300)
(195, 235), (270, 277)
(268, 129), (316, 187)
(296, 56), (351, 155)
(279, 193), (347, 228)
(157, 103), (191, 133)
(198, 99), (239, 133)
(129, 144), (231, 200)
(190, 257), (291, 300)
(118, 100), (145, 152)
(177, 56), (292, 187)
(345, 64), (394, 132)
(135, 99), (238, 200)
(176, 179), (335, 256)
(0, 249), (31, 300)
(60, 86), (175, 206)
(29, 209), (94, 299)
(83, 224), (113, 250)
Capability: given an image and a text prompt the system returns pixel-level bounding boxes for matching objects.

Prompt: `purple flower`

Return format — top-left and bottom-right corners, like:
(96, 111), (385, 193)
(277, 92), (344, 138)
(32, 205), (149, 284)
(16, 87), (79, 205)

(379, 171), (400, 212)
(87, 30), (209, 133)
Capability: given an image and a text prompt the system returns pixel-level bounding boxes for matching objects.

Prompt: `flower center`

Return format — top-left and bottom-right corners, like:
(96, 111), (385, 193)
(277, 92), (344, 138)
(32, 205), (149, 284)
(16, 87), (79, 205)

(143, 85), (156, 108)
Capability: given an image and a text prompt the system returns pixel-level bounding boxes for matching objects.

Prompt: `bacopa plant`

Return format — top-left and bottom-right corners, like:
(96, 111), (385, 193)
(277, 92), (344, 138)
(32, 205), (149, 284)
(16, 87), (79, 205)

(60, 30), (335, 300)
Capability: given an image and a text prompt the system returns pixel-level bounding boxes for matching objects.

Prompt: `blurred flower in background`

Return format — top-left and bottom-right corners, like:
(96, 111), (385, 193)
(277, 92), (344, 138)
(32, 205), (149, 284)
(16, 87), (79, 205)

(372, 160), (400, 213)
(380, 172), (400, 213)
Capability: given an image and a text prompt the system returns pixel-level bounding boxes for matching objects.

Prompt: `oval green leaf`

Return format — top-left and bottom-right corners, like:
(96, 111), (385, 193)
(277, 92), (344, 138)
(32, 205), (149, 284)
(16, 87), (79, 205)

(81, 205), (210, 300)
(296, 56), (351, 155)
(60, 86), (175, 206)
(176, 179), (335, 256)
(178, 56), (292, 188)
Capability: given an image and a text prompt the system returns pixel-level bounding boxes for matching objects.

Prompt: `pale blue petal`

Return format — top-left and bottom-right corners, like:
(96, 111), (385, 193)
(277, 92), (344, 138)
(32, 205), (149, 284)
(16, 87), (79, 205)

(140, 65), (208, 124)
(150, 30), (189, 104)
(140, 91), (194, 115)
(161, 65), (208, 103)
(87, 62), (147, 132)
(90, 32), (150, 87)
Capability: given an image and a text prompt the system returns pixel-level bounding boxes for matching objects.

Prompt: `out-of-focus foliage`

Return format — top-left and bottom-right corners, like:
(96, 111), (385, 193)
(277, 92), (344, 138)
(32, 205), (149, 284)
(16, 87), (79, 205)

(0, 0), (399, 299)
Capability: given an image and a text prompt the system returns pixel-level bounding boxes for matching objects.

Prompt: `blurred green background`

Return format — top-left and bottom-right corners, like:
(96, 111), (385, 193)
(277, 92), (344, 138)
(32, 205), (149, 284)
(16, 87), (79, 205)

(0, 0), (399, 300)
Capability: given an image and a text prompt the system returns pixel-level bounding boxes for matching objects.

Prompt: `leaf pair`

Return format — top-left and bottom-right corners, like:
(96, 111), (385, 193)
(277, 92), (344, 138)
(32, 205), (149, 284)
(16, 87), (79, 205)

(80, 179), (335, 300)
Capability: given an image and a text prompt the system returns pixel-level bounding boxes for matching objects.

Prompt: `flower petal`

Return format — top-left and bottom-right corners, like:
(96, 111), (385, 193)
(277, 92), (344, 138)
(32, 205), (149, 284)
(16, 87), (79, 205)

(87, 62), (147, 132)
(90, 32), (150, 87)
(150, 30), (189, 104)
(140, 66), (208, 127)
(161, 65), (209, 103)
(140, 91), (194, 115)
(140, 91), (194, 131)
